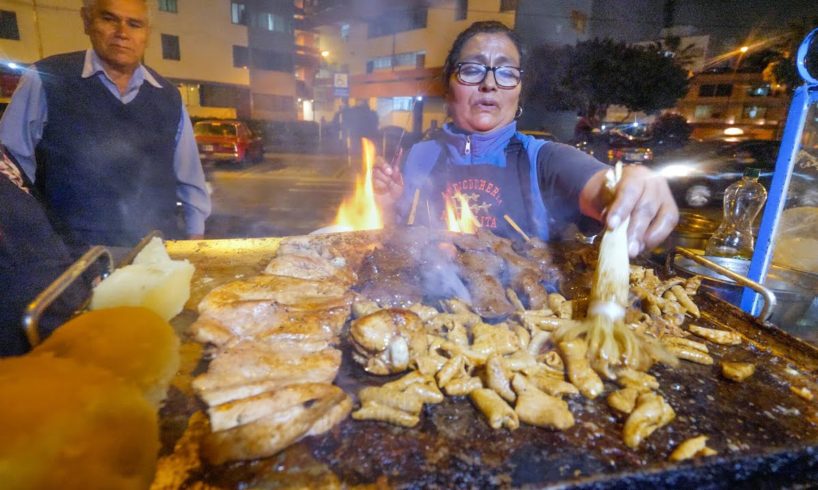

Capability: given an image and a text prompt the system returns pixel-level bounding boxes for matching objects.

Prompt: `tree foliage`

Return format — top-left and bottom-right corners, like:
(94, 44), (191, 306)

(525, 38), (689, 119)
(763, 18), (818, 92)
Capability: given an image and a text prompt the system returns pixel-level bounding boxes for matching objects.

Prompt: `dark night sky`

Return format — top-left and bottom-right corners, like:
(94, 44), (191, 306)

(591, 0), (816, 53)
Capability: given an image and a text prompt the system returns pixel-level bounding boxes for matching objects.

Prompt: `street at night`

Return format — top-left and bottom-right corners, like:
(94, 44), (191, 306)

(204, 152), (356, 238)
(2, 1), (818, 488)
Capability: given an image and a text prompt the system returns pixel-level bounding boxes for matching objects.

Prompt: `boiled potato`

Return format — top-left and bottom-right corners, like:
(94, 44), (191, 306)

(91, 237), (194, 320)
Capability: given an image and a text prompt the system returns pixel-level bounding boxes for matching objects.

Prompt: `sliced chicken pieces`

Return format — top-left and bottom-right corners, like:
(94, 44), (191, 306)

(202, 388), (348, 465)
(208, 383), (342, 432)
(263, 253), (355, 286)
(349, 308), (427, 375)
(512, 374), (575, 430)
(193, 343), (341, 405)
(192, 304), (349, 347)
(199, 275), (351, 313)
(623, 392), (676, 449)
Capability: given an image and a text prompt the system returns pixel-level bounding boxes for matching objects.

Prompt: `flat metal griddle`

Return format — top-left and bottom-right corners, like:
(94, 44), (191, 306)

(161, 233), (818, 489)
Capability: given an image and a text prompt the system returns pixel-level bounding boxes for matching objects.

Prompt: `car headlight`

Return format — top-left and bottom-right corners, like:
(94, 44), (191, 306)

(658, 163), (696, 178)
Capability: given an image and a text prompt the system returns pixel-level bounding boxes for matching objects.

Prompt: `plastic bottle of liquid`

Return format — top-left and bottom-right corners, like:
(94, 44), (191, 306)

(704, 168), (768, 259)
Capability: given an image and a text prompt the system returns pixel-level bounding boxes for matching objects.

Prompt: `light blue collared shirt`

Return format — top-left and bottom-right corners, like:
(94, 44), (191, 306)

(0, 49), (211, 235)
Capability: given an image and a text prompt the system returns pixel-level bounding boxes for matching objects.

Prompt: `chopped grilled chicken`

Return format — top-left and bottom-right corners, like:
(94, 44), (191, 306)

(263, 253), (356, 286)
(688, 325), (742, 345)
(358, 386), (425, 414)
(663, 343), (714, 365)
(607, 387), (640, 414)
(511, 374), (574, 430)
(616, 368), (659, 393)
(193, 343), (341, 406)
(559, 339), (604, 399)
(471, 323), (520, 363)
(202, 389), (347, 464)
(623, 392), (676, 449)
(352, 402), (419, 427)
(669, 435), (717, 462)
(721, 362), (756, 382)
(485, 355), (515, 402)
(349, 308), (427, 375)
(470, 388), (519, 430)
(520, 366), (579, 397)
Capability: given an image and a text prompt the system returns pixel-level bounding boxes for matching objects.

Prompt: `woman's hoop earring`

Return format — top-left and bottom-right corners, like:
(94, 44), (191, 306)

(515, 106), (524, 119)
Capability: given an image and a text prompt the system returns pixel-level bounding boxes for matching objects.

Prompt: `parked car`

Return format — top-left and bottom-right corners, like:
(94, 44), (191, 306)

(194, 119), (264, 165)
(520, 129), (558, 142)
(648, 139), (780, 208)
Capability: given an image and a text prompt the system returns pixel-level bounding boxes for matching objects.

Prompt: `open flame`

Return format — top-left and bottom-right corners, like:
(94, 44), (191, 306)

(334, 138), (383, 231)
(444, 192), (479, 234)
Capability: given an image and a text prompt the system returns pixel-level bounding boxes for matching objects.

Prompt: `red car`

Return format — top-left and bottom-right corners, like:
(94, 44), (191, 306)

(194, 120), (264, 165)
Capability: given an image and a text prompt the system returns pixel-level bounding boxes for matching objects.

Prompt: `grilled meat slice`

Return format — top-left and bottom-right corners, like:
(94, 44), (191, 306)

(199, 275), (352, 313)
(192, 304), (349, 347)
(193, 343), (341, 405)
(202, 388), (348, 465)
(263, 253), (356, 286)
(457, 251), (514, 319)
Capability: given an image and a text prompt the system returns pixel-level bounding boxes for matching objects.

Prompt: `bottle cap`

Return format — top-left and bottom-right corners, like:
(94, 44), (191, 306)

(744, 167), (760, 178)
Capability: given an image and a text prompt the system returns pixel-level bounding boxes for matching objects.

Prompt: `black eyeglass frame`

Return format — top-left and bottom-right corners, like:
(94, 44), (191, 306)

(454, 62), (524, 89)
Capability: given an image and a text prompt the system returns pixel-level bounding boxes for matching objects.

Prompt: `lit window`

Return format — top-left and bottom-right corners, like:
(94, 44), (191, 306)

(340, 23), (350, 42)
(161, 34), (180, 61)
(694, 105), (713, 119)
(158, 0), (177, 13)
(393, 97), (413, 111)
(0, 10), (20, 40)
(743, 105), (767, 120)
(231, 1), (247, 25)
(455, 0), (467, 20)
(499, 0), (517, 11)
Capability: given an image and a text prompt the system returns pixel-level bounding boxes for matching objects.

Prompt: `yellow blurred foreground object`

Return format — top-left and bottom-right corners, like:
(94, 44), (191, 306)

(91, 237), (195, 320)
(0, 356), (159, 490)
(33, 307), (180, 407)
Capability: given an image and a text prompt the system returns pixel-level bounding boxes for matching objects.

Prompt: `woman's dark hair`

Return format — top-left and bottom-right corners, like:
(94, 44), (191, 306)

(441, 21), (525, 92)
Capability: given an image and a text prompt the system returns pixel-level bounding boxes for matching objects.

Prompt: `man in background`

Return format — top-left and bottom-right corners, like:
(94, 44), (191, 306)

(0, 0), (210, 248)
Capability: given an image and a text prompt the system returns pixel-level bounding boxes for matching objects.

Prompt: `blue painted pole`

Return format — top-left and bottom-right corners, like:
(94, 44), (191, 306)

(741, 28), (818, 316)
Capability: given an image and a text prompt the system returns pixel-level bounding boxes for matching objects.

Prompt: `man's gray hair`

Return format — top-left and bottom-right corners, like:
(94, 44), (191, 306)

(81, 0), (152, 19)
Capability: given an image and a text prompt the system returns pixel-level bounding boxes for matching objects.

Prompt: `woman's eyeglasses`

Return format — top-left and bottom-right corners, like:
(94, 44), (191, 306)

(455, 62), (523, 88)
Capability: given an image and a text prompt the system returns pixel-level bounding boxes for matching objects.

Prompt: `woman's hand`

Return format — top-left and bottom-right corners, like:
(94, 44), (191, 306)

(581, 165), (678, 257)
(373, 157), (405, 211)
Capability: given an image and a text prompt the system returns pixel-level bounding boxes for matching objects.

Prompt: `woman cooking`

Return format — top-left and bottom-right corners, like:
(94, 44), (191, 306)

(374, 21), (678, 257)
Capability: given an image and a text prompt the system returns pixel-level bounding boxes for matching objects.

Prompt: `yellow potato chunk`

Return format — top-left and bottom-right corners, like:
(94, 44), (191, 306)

(0, 356), (159, 490)
(91, 237), (195, 320)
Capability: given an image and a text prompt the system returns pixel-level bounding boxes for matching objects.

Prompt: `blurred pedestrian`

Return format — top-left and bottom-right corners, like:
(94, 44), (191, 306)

(0, 146), (89, 356)
(0, 0), (211, 249)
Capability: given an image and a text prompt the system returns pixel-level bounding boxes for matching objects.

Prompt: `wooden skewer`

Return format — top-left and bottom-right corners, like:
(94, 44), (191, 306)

(407, 189), (420, 225)
(503, 214), (530, 242)
(425, 200), (432, 225)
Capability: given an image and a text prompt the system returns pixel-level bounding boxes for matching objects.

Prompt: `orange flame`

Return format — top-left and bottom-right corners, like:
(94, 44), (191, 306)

(444, 192), (479, 234)
(334, 138), (383, 231)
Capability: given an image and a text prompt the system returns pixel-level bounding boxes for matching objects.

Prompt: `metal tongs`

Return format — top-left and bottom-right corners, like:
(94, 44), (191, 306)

(666, 247), (777, 323)
(22, 231), (162, 348)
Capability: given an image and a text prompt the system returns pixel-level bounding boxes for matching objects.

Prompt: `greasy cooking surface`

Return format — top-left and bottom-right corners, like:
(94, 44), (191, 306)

(163, 234), (818, 488)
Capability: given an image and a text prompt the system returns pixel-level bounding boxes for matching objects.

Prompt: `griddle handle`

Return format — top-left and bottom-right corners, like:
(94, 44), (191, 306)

(668, 247), (777, 322)
(22, 246), (114, 348)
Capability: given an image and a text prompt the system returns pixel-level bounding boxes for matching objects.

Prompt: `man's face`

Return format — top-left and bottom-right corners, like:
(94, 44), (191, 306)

(82, 0), (149, 73)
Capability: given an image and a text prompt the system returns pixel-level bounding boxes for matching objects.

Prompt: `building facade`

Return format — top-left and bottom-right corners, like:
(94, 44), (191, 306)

(677, 69), (788, 140)
(0, 0), (307, 121)
(308, 0), (516, 134)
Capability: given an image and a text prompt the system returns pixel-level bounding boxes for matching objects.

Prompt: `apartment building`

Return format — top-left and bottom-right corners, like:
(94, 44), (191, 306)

(0, 0), (309, 121)
(677, 69), (788, 140)
(309, 0), (516, 133)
